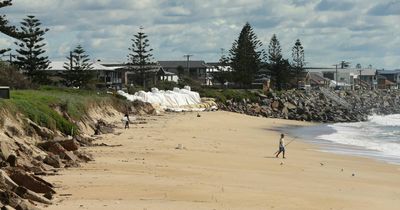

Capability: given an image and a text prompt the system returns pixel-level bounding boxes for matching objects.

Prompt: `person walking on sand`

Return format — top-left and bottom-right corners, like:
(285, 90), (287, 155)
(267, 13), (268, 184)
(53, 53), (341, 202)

(122, 114), (130, 129)
(276, 133), (286, 158)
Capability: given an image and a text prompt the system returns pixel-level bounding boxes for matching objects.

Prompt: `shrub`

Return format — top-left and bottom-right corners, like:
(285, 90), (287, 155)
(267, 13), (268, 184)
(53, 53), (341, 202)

(154, 80), (178, 91)
(0, 62), (35, 89)
(178, 76), (202, 91)
(199, 88), (260, 104)
(126, 85), (144, 94)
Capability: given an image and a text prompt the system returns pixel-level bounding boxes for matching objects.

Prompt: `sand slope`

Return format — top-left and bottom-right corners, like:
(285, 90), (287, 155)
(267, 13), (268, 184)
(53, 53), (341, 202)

(45, 111), (400, 210)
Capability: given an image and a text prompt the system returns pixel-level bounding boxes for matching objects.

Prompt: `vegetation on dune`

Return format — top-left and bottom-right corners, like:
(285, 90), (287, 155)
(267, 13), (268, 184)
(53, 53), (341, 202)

(199, 88), (261, 104)
(0, 87), (128, 135)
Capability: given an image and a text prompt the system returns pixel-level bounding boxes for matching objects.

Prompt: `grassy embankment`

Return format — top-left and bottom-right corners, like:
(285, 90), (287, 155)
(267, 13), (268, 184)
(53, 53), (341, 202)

(0, 87), (128, 136)
(0, 86), (263, 136)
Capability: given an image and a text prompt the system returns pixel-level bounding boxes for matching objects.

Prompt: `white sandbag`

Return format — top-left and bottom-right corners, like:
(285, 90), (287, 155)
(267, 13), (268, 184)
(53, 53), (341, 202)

(117, 86), (204, 112)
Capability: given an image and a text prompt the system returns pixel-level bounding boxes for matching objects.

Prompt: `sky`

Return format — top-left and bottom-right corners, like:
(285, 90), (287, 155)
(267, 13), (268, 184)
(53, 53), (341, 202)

(1, 0), (400, 69)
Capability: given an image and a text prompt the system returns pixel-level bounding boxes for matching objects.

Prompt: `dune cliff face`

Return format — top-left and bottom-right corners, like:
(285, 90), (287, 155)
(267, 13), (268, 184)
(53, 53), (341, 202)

(0, 93), (156, 209)
(219, 89), (400, 123)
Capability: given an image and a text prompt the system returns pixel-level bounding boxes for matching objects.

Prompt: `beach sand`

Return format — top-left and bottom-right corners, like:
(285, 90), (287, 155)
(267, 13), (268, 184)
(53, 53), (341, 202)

(45, 111), (400, 210)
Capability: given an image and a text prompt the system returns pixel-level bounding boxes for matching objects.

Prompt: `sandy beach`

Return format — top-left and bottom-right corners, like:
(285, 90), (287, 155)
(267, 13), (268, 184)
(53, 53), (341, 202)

(44, 111), (400, 210)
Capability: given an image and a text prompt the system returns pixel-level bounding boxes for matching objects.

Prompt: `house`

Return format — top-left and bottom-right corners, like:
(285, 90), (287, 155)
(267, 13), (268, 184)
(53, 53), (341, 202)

(306, 72), (330, 88)
(305, 67), (378, 90)
(377, 74), (397, 89)
(306, 67), (352, 89)
(46, 61), (122, 88)
(288, 71), (310, 89)
(377, 69), (400, 89)
(158, 68), (179, 83)
(119, 64), (163, 87)
(205, 62), (233, 86)
(345, 68), (377, 90)
(102, 62), (177, 86)
(159, 61), (209, 85)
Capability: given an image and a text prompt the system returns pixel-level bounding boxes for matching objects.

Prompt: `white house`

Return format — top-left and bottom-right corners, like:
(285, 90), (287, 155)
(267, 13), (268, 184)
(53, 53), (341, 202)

(46, 61), (122, 88)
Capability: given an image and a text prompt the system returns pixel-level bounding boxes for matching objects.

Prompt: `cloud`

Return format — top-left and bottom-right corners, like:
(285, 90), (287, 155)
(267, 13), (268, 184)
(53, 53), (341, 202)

(290, 0), (316, 7)
(315, 0), (355, 11)
(163, 6), (192, 17)
(0, 0), (399, 69)
(368, 1), (400, 16)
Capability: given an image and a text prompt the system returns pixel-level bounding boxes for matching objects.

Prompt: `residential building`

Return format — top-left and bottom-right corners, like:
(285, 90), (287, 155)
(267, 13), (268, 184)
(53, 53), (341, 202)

(206, 62), (233, 86)
(46, 61), (122, 88)
(159, 61), (209, 85)
(306, 67), (352, 89)
(305, 72), (330, 88)
(305, 67), (378, 90)
(351, 68), (377, 90)
(377, 69), (400, 89)
(102, 62), (177, 86)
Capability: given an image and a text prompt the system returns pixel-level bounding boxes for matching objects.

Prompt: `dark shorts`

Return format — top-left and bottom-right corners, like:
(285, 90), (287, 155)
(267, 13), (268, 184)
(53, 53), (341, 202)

(279, 146), (285, 152)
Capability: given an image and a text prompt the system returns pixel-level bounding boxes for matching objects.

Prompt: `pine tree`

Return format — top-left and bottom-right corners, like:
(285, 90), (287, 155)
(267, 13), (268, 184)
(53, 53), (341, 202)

(268, 34), (290, 90)
(229, 22), (263, 87)
(212, 48), (231, 87)
(0, 0), (24, 54)
(14, 15), (50, 84)
(63, 45), (94, 87)
(127, 27), (154, 88)
(291, 39), (305, 88)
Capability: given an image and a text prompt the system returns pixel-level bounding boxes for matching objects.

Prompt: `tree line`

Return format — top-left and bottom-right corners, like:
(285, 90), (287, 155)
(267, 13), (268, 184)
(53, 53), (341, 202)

(218, 22), (306, 90)
(2, 1), (303, 90)
(0, 0), (154, 89)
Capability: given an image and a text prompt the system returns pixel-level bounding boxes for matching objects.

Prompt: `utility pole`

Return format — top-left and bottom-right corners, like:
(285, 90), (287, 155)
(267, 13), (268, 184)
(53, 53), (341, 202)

(358, 69), (363, 88)
(334, 64), (338, 89)
(9, 53), (15, 63)
(1, 53), (15, 64)
(333, 61), (350, 90)
(183, 54), (193, 75)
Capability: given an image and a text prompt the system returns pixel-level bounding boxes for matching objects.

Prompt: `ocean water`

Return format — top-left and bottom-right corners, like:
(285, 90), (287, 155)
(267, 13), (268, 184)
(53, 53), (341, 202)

(289, 114), (400, 165)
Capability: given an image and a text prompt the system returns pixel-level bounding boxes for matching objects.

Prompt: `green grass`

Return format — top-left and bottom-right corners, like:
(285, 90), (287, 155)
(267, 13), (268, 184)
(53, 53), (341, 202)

(199, 88), (261, 104)
(0, 87), (126, 136)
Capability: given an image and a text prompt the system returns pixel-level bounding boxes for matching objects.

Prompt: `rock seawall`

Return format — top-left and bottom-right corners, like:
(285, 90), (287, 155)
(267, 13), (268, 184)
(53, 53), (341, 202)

(218, 89), (400, 123)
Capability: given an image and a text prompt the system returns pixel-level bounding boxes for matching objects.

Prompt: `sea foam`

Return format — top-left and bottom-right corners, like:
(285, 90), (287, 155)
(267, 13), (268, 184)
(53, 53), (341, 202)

(315, 114), (400, 161)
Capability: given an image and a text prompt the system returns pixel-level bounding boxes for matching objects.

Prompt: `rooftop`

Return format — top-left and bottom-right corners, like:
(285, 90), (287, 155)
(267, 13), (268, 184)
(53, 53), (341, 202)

(159, 60), (209, 68)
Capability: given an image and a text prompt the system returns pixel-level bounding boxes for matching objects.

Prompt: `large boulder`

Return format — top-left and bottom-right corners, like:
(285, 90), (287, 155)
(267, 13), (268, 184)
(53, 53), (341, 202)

(284, 102), (297, 111)
(38, 139), (79, 152)
(43, 153), (62, 168)
(46, 143), (66, 158)
(26, 119), (54, 140)
(7, 169), (55, 194)
(0, 142), (14, 162)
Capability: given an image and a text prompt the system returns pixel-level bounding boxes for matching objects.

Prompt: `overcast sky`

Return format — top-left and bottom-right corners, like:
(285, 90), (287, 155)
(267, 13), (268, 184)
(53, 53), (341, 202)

(1, 0), (399, 69)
